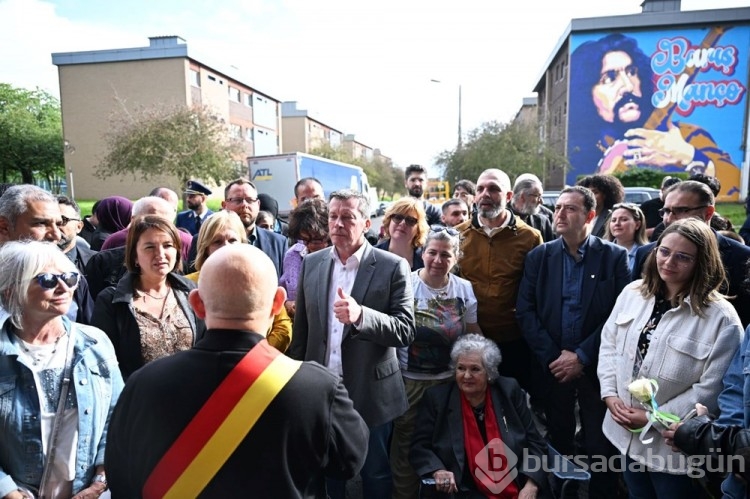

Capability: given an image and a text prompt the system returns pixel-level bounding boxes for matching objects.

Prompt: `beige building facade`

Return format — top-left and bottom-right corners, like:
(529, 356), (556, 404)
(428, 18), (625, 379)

(52, 36), (282, 200)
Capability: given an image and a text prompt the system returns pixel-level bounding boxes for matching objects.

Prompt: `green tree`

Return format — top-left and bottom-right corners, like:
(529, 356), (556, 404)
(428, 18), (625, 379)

(309, 144), (398, 199)
(96, 104), (243, 188)
(0, 83), (64, 185)
(436, 118), (568, 186)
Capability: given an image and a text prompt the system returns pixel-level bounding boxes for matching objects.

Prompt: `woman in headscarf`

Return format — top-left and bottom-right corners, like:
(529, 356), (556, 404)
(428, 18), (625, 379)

(90, 196), (133, 251)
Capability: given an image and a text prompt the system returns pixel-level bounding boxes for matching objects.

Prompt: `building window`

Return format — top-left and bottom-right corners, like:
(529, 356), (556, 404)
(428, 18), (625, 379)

(230, 124), (242, 139)
(190, 69), (200, 87)
(245, 93), (253, 107)
(207, 74), (217, 82)
(229, 87), (240, 102)
(246, 128), (254, 142)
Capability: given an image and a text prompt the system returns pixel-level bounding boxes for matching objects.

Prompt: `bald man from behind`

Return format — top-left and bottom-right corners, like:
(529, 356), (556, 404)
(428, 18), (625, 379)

(105, 244), (368, 498)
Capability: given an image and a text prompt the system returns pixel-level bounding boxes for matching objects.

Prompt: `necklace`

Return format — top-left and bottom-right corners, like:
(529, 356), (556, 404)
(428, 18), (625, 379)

(18, 330), (66, 367)
(138, 286), (171, 300)
(421, 270), (450, 298)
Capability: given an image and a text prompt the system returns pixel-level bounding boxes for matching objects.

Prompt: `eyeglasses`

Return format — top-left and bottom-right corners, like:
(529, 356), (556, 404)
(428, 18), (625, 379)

(227, 197), (259, 205)
(59, 216), (81, 225)
(301, 235), (328, 245)
(430, 225), (459, 236)
(34, 272), (80, 289)
(391, 214), (418, 227)
(655, 246), (696, 266)
(658, 206), (708, 217)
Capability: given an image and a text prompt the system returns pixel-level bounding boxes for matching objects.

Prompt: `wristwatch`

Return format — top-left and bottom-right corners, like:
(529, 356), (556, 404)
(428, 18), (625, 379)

(92, 473), (108, 490)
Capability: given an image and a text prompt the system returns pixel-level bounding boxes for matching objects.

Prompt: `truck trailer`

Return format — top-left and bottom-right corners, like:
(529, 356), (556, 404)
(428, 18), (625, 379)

(248, 152), (375, 218)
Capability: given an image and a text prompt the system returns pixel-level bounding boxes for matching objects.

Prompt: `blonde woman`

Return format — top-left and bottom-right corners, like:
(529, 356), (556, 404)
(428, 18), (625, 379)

(186, 211), (292, 352)
(376, 197), (430, 271)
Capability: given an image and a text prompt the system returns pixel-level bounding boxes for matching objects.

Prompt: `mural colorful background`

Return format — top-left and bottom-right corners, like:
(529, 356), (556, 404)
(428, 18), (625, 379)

(567, 25), (749, 200)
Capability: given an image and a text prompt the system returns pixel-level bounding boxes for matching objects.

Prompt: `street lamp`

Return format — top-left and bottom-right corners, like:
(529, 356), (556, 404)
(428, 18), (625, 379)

(430, 79), (462, 151)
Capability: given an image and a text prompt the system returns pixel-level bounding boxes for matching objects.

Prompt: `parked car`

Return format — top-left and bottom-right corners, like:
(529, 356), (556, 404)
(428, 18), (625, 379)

(542, 186), (659, 211)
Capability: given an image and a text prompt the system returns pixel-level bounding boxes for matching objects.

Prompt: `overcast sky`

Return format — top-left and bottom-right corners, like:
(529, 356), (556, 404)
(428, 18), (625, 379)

(1, 0), (748, 175)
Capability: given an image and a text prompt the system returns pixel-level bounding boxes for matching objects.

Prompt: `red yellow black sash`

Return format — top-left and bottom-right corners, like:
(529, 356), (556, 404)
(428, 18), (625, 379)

(143, 339), (301, 498)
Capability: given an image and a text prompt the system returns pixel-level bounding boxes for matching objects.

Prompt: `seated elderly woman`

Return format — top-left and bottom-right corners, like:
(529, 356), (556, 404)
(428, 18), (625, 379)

(185, 210), (292, 352)
(0, 241), (124, 499)
(410, 334), (547, 498)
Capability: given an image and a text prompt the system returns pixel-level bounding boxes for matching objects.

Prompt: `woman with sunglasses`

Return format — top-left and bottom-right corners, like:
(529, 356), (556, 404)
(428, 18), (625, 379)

(598, 219), (742, 497)
(185, 210), (292, 352)
(0, 241), (123, 499)
(604, 202), (648, 271)
(92, 215), (204, 380)
(376, 197), (429, 271)
(390, 226), (482, 499)
(278, 198), (330, 318)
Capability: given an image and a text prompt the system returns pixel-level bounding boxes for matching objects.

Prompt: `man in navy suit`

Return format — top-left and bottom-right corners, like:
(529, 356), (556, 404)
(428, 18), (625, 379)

(631, 180), (750, 327)
(176, 180), (214, 236)
(517, 185), (630, 497)
(187, 178), (287, 277)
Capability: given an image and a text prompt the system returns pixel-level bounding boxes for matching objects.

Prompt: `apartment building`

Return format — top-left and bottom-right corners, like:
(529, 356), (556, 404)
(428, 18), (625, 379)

(52, 35), (282, 200)
(280, 101), (344, 154)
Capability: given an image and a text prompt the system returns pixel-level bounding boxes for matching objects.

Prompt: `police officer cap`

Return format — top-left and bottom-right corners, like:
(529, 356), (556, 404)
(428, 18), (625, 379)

(184, 180), (212, 196)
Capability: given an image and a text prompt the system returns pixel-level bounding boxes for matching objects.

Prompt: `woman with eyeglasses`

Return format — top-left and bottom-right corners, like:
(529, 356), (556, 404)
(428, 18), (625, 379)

(92, 215), (205, 380)
(390, 226), (483, 499)
(598, 219), (742, 497)
(376, 197), (429, 271)
(278, 198), (330, 318)
(185, 211), (292, 352)
(604, 202), (648, 271)
(0, 241), (124, 499)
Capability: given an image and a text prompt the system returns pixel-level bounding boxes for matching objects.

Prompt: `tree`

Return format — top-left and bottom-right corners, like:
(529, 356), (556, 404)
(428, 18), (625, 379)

(96, 104), (243, 188)
(0, 83), (64, 185)
(308, 144), (402, 199)
(436, 118), (568, 186)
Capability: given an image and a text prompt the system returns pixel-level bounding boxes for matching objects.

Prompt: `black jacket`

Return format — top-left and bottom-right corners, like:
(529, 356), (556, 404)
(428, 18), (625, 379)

(105, 330), (368, 498)
(91, 272), (205, 379)
(85, 246), (126, 300)
(675, 416), (750, 487)
(410, 378), (549, 495)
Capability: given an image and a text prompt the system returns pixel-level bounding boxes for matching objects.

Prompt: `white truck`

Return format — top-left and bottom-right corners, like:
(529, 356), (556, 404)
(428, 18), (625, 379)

(248, 152), (376, 218)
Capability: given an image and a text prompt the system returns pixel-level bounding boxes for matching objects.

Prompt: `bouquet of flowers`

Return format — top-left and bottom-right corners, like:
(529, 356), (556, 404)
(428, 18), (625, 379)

(627, 378), (681, 443)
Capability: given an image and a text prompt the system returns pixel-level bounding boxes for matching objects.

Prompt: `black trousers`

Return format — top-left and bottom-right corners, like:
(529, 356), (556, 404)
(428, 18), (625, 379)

(536, 364), (619, 497)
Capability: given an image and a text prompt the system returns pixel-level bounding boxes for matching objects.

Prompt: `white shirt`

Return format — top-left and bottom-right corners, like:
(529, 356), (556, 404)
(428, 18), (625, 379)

(326, 243), (367, 376)
(478, 209), (511, 236)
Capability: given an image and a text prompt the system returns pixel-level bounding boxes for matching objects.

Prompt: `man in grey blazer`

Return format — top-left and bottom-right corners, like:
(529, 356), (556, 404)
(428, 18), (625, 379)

(288, 189), (415, 499)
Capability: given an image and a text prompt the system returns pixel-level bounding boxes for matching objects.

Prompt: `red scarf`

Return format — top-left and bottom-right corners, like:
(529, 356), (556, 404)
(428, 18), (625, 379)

(461, 387), (519, 498)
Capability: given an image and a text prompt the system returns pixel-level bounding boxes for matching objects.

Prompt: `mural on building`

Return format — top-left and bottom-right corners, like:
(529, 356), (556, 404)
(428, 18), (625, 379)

(567, 26), (749, 200)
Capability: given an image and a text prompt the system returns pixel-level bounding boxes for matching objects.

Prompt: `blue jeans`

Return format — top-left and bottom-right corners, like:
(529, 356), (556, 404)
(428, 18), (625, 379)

(327, 422), (393, 499)
(623, 457), (704, 499)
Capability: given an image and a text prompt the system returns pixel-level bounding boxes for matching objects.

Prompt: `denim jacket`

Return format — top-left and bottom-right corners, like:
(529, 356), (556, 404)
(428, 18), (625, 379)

(716, 325), (750, 498)
(0, 317), (124, 497)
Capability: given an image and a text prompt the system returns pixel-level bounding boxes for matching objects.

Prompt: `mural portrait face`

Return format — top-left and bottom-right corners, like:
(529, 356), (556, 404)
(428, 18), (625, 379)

(593, 51), (644, 124)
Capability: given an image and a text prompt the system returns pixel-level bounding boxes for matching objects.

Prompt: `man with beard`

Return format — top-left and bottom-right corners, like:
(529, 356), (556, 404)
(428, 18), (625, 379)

(404, 164), (441, 226)
(455, 169), (542, 391)
(510, 176), (555, 242)
(176, 180), (214, 236)
(568, 33), (737, 181)
(57, 195), (97, 274)
(0, 185), (93, 325)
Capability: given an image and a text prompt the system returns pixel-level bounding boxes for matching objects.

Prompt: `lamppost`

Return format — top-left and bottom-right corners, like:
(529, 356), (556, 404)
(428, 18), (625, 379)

(430, 79), (462, 151)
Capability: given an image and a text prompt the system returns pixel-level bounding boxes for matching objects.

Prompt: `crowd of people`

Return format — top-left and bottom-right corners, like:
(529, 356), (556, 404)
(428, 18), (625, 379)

(0, 165), (750, 499)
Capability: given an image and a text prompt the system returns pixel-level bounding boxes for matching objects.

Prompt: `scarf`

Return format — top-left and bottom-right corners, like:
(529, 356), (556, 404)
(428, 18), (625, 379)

(461, 387), (519, 498)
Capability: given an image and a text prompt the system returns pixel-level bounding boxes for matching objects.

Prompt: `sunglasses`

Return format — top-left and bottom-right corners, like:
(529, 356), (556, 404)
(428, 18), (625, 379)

(35, 272), (80, 289)
(430, 225), (459, 236)
(391, 214), (418, 227)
